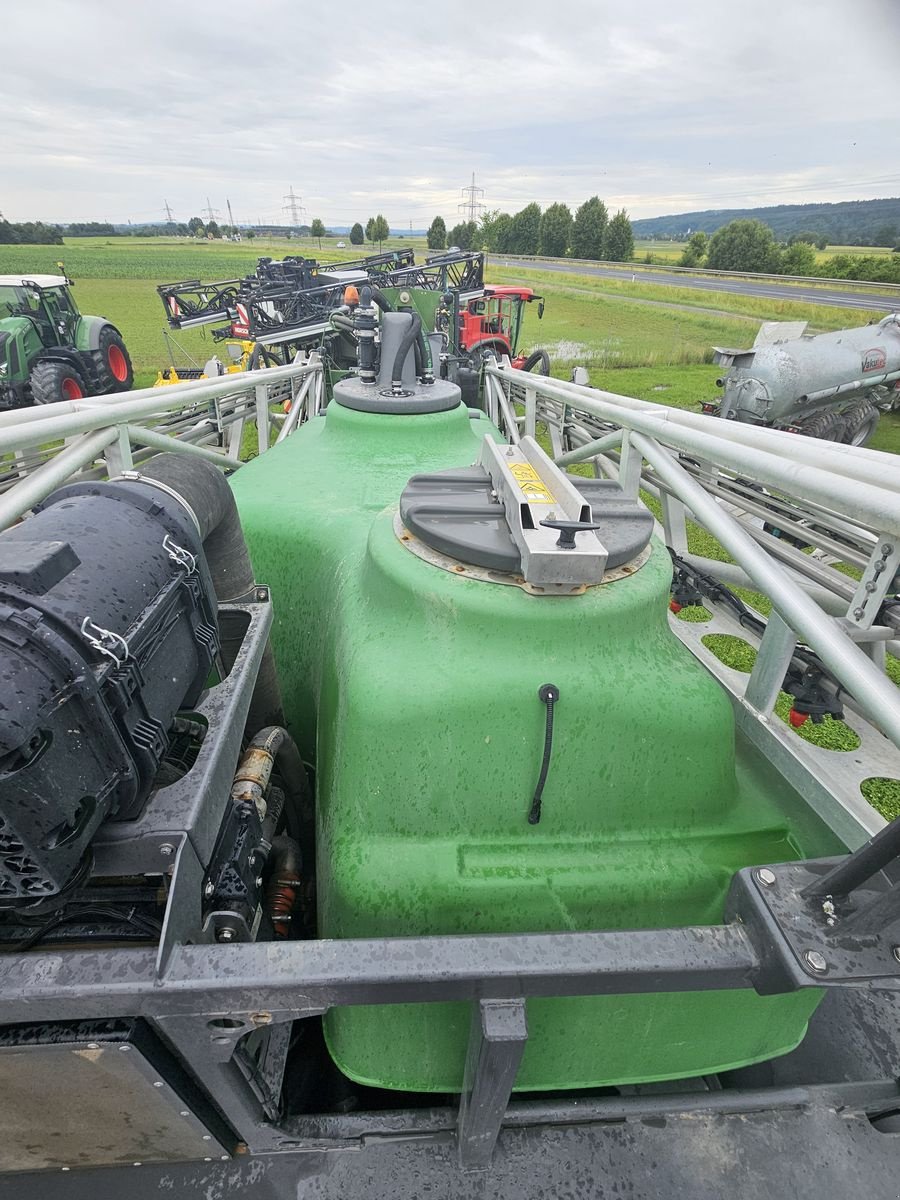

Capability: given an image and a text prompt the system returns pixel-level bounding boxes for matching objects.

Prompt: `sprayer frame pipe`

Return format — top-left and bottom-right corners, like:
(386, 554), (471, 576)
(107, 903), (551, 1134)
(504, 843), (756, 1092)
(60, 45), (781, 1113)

(631, 432), (900, 747)
(487, 368), (900, 536)
(124, 425), (244, 471)
(0, 361), (320, 434)
(493, 366), (900, 490)
(537, 369), (899, 481)
(276, 373), (316, 444)
(0, 428), (118, 530)
(555, 429), (624, 466)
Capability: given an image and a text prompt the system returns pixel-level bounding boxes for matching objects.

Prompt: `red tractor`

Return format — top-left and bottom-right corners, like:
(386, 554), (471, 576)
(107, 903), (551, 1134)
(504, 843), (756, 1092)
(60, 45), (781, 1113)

(457, 286), (549, 373)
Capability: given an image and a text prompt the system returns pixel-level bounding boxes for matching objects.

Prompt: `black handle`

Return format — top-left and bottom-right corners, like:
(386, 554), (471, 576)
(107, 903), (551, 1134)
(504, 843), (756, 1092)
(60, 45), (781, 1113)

(539, 518), (603, 549)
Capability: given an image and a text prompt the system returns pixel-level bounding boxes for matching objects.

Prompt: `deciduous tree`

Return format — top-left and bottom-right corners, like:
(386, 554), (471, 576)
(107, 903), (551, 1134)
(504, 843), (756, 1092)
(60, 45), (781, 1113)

(706, 219), (782, 273)
(571, 197), (608, 260)
(603, 210), (634, 262)
(447, 221), (477, 250)
(507, 203), (542, 255)
(679, 231), (708, 267)
(427, 216), (447, 250)
(539, 203), (573, 257)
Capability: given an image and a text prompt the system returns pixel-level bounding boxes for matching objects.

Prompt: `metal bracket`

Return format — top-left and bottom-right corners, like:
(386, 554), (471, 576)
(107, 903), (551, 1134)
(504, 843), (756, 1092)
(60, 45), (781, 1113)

(847, 536), (900, 630)
(457, 998), (527, 1170)
(727, 860), (900, 993)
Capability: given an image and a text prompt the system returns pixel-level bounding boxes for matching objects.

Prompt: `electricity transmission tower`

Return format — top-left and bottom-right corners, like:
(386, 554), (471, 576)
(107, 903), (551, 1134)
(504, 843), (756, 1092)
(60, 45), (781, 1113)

(202, 196), (220, 223)
(458, 173), (484, 224)
(282, 186), (306, 228)
(162, 200), (175, 223)
(226, 198), (237, 230)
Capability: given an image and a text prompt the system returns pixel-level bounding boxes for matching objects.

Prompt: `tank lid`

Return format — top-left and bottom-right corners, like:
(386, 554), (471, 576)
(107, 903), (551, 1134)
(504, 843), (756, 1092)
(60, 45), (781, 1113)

(334, 374), (461, 415)
(399, 436), (653, 586)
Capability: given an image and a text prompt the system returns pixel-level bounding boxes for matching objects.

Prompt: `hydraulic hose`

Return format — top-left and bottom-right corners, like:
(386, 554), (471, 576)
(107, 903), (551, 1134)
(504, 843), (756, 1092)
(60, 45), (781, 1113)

(231, 725), (311, 842)
(391, 310), (422, 392)
(521, 348), (551, 376)
(139, 453), (284, 729)
(370, 288), (393, 313)
(416, 321), (433, 379)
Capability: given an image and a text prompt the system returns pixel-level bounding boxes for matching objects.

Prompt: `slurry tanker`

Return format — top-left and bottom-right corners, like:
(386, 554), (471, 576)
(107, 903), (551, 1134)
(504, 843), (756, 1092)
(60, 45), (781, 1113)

(0, 281), (899, 1199)
(708, 313), (900, 443)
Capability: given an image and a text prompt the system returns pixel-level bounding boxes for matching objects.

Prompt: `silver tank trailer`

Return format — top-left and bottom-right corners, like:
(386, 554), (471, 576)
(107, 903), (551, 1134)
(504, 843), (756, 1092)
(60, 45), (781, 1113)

(712, 313), (900, 444)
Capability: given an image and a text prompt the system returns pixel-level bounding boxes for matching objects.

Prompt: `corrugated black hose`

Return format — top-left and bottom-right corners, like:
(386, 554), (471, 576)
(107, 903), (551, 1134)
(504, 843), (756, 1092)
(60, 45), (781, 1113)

(528, 684), (560, 825)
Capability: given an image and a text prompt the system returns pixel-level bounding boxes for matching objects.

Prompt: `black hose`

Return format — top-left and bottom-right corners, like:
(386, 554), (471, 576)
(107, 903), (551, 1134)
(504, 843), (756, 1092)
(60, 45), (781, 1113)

(139, 454), (284, 729)
(521, 348), (551, 375)
(246, 726), (312, 842)
(391, 310), (422, 391)
(416, 322), (433, 378)
(370, 288), (393, 313)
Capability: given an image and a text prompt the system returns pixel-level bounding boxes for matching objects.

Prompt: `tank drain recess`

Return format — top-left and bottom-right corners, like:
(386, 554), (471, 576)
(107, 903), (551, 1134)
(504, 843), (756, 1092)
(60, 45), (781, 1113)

(528, 684), (560, 825)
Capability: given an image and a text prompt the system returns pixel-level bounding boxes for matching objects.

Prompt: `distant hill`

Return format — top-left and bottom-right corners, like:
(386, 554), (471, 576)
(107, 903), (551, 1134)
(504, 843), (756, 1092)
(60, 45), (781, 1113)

(632, 198), (900, 245)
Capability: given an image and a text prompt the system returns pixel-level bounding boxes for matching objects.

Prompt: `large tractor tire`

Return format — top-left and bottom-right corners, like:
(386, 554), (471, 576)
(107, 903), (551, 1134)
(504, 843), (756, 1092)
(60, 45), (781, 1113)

(90, 325), (133, 393)
(796, 409), (847, 442)
(840, 400), (879, 447)
(29, 360), (88, 405)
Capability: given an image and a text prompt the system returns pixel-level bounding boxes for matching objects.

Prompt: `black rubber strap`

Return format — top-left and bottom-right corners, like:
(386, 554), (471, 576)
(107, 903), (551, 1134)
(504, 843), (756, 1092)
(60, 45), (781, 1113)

(528, 684), (560, 825)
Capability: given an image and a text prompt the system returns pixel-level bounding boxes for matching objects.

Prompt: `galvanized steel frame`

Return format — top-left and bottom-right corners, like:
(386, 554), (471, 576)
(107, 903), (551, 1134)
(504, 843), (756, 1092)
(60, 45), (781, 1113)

(0, 357), (325, 528)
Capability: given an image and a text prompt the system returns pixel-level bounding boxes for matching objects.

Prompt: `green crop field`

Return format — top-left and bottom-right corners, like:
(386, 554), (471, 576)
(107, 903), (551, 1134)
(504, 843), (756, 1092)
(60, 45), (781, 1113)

(0, 236), (428, 386)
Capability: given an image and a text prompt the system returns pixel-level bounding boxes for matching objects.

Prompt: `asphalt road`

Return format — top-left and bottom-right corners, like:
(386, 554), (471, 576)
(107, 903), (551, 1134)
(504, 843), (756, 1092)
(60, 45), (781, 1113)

(491, 256), (900, 313)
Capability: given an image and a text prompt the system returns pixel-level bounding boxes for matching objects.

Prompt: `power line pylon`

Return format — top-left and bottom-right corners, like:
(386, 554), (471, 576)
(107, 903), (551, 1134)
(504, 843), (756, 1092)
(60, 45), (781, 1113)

(282, 186), (306, 228)
(458, 172), (484, 224)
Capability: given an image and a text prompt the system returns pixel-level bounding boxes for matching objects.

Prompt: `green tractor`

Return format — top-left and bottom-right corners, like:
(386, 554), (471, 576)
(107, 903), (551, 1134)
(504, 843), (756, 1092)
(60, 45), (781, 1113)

(0, 273), (133, 407)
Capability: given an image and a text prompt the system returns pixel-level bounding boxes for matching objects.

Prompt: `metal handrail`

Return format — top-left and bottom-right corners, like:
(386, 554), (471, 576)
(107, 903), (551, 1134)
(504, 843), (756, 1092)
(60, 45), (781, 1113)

(485, 363), (900, 762)
(0, 358), (325, 528)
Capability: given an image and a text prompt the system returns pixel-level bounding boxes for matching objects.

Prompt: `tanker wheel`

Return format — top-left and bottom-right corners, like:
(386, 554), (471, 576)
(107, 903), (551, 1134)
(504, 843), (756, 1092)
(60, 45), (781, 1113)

(520, 348), (551, 375)
(796, 409), (847, 442)
(29, 360), (88, 405)
(840, 401), (879, 446)
(90, 326), (134, 393)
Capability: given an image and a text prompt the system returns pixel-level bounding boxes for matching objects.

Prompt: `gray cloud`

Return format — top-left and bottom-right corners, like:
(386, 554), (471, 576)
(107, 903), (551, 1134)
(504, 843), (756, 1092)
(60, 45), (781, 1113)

(1, 0), (898, 224)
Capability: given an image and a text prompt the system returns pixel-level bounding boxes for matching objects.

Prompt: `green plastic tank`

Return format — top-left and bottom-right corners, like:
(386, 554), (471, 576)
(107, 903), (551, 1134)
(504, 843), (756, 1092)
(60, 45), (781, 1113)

(232, 386), (833, 1093)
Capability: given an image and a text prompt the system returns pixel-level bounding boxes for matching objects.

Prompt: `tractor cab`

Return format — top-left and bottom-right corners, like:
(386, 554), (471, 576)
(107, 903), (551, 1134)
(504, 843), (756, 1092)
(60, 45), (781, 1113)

(458, 286), (544, 362)
(0, 275), (78, 346)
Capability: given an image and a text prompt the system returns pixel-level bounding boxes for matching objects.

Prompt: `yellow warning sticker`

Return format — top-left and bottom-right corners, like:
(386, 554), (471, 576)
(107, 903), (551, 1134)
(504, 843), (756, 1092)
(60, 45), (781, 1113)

(508, 461), (555, 504)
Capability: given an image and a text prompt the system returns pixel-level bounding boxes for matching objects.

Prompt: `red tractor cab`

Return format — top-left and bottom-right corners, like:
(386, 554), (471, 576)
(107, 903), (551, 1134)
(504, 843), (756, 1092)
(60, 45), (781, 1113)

(458, 286), (545, 369)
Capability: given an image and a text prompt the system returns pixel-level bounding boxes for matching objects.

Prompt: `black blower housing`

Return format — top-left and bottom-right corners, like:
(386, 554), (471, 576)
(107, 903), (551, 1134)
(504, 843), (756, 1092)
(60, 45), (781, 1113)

(0, 479), (219, 903)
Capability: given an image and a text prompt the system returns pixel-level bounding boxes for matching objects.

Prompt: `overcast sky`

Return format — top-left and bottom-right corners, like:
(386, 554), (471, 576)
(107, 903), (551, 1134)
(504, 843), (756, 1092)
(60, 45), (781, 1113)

(2, 0), (899, 227)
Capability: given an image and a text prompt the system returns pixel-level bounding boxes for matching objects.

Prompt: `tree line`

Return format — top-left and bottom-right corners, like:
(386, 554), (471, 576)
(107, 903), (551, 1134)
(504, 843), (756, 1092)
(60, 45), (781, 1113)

(0, 220), (63, 245)
(425, 199), (635, 262)
(677, 218), (900, 283)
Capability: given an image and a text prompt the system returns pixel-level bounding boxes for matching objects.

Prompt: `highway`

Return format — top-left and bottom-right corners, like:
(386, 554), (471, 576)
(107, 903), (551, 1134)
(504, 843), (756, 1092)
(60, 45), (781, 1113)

(490, 256), (900, 313)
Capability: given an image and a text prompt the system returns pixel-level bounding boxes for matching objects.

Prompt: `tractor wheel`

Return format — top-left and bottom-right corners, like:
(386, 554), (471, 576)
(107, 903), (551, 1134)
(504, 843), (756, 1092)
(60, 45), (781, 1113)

(795, 409), (847, 442)
(90, 326), (133, 393)
(29, 360), (89, 405)
(840, 400), (879, 447)
(520, 348), (551, 375)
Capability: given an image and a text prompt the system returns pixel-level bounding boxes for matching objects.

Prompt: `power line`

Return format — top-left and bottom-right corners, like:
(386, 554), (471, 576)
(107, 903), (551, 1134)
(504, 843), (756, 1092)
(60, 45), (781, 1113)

(282, 186), (306, 227)
(458, 172), (484, 224)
